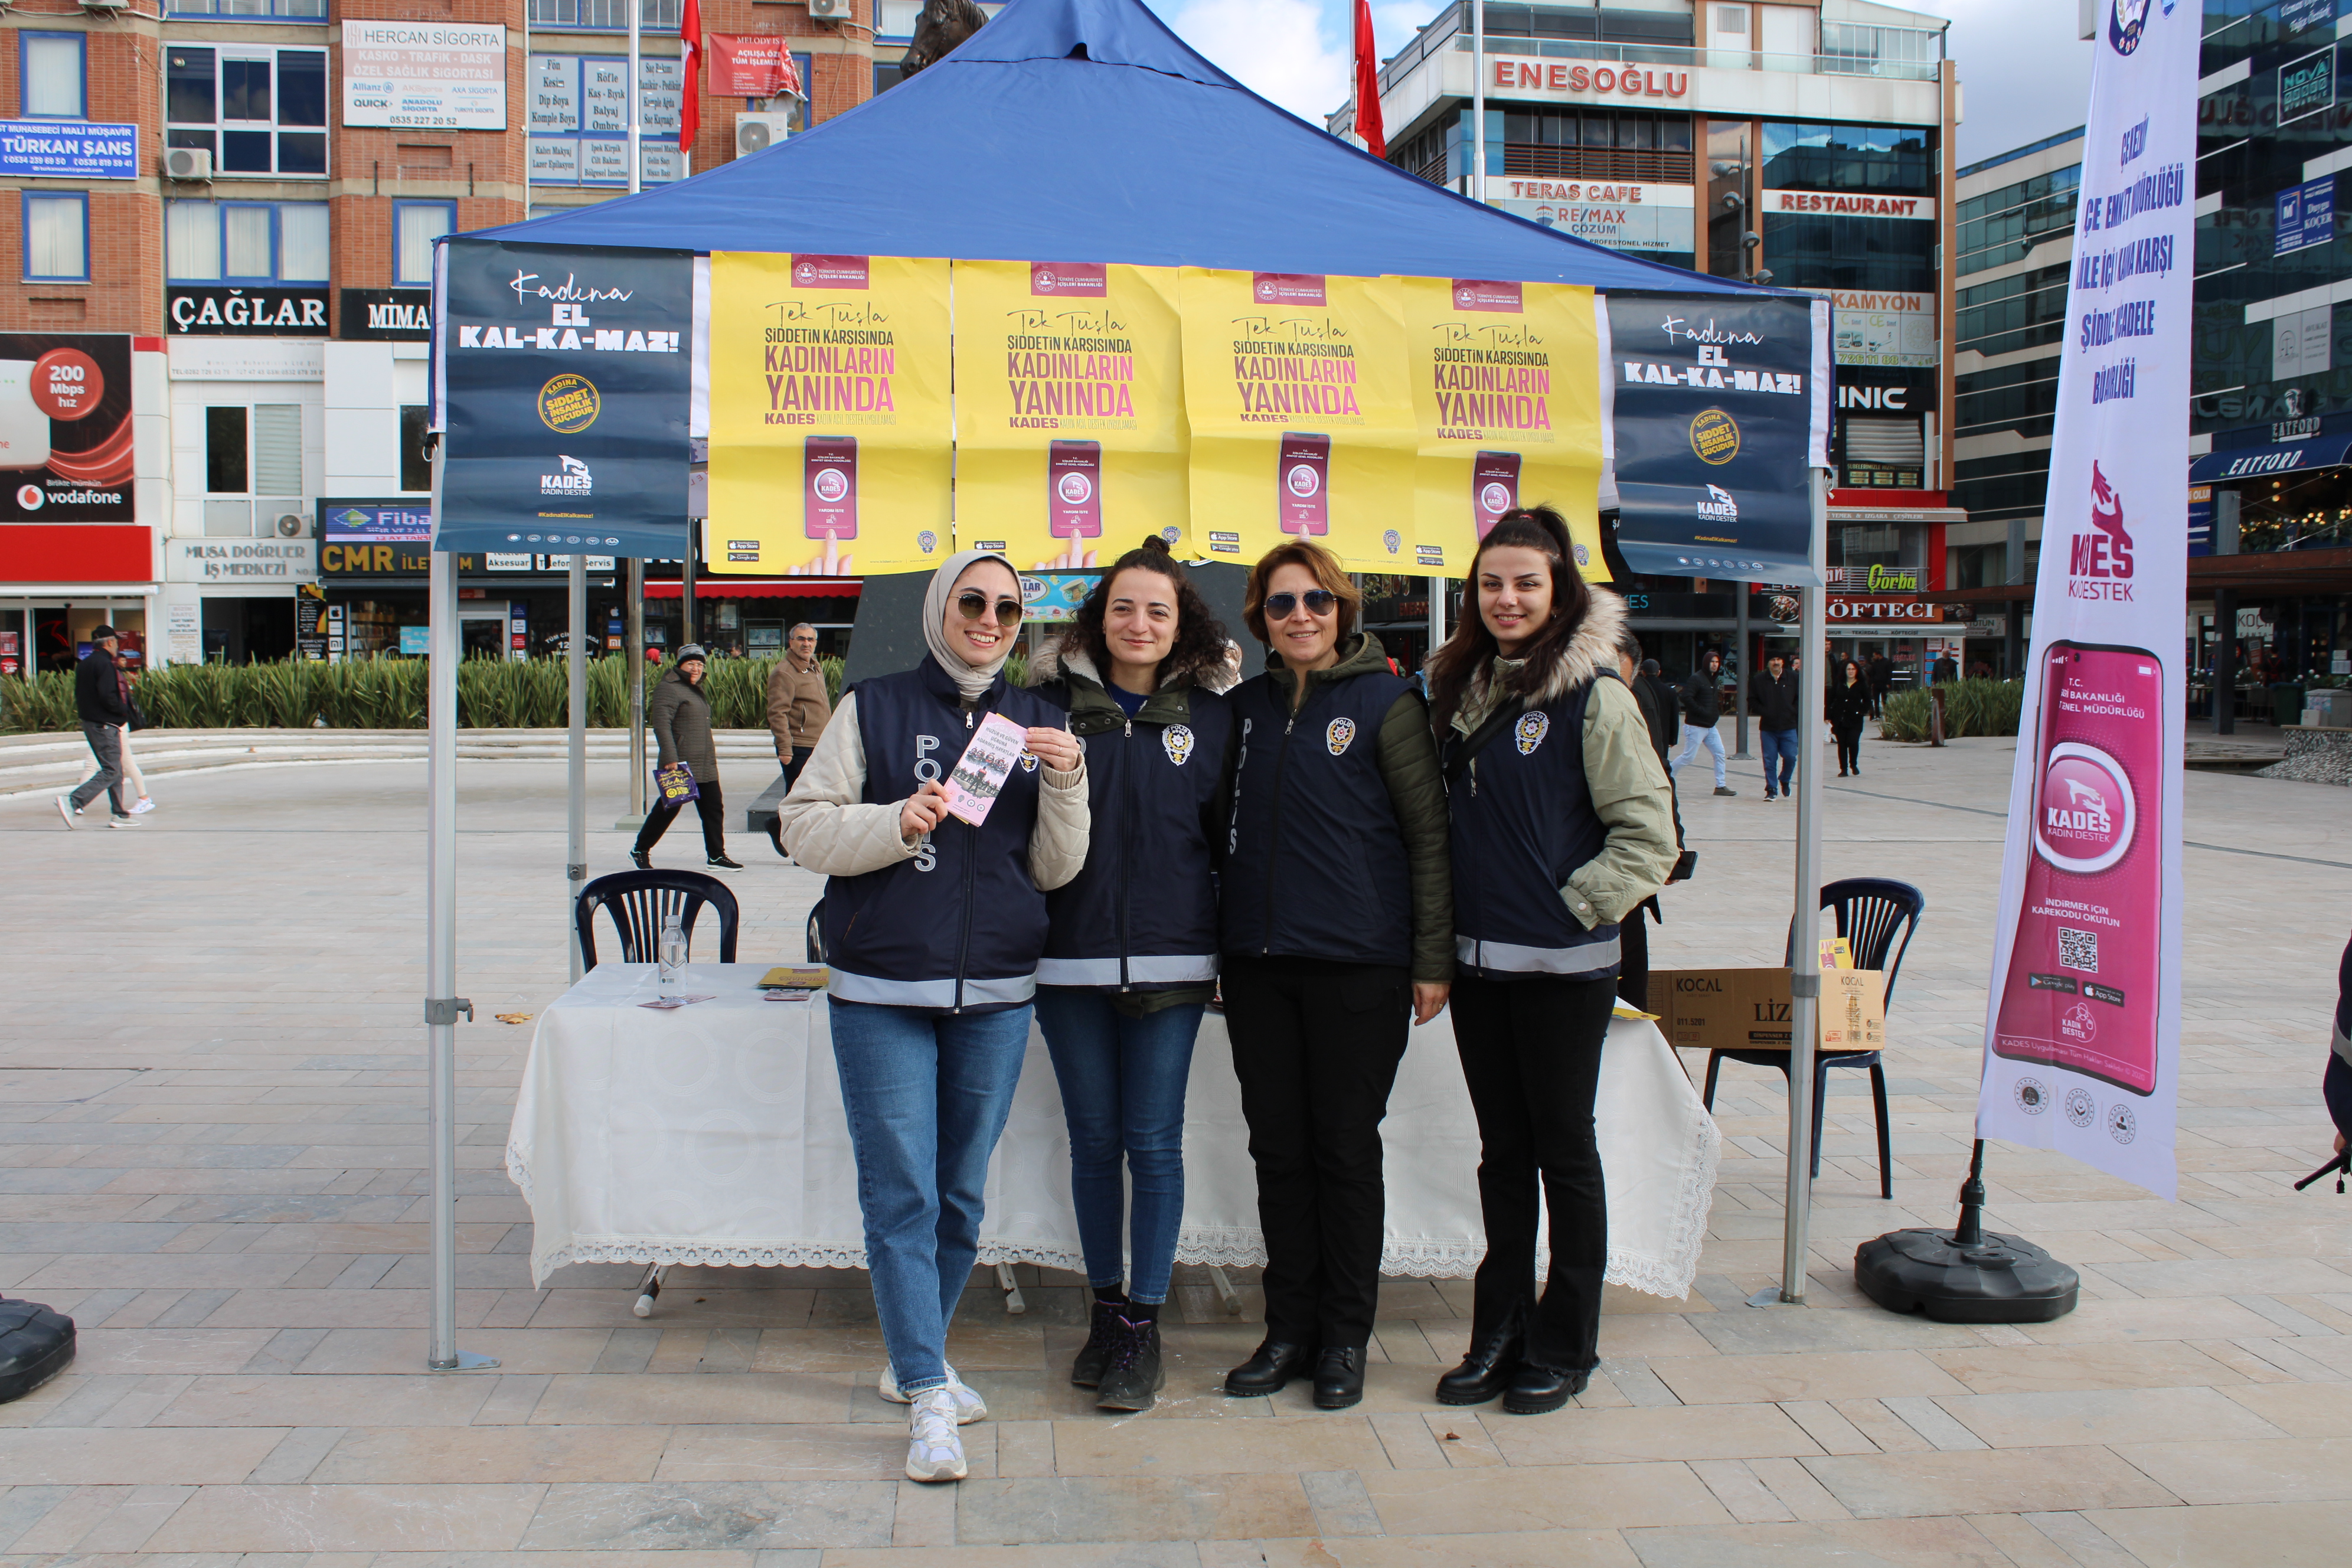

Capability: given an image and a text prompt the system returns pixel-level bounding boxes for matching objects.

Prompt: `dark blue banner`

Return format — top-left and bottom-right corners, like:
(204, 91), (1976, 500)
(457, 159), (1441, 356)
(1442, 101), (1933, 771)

(436, 238), (692, 557)
(1606, 293), (1826, 585)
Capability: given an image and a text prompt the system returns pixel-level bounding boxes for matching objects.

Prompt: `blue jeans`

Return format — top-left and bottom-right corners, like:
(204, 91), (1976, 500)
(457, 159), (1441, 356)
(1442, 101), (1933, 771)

(1033, 990), (1205, 1305)
(827, 997), (1033, 1394)
(1759, 728), (1798, 796)
(1670, 721), (1726, 786)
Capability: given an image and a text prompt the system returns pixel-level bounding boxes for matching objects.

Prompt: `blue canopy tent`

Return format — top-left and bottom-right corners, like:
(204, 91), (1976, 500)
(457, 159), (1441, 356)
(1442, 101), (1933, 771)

(418, 0), (1831, 1373)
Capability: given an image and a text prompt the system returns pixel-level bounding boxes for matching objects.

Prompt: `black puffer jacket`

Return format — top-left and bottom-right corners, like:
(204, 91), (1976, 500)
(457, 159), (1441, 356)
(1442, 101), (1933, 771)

(74, 648), (128, 726)
(1678, 666), (1724, 726)
(1826, 676), (1871, 737)
(649, 665), (718, 782)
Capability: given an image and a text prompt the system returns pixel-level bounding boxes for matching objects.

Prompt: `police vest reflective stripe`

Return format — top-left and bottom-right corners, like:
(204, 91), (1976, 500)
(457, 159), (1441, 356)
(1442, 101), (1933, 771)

(1454, 932), (1623, 979)
(829, 968), (1039, 1009)
(1034, 953), (1220, 987)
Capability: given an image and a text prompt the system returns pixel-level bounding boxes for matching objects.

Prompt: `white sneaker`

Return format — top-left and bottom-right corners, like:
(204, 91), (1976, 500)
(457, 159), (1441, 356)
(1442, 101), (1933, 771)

(878, 1361), (986, 1423)
(129, 798), (154, 815)
(904, 1387), (967, 1483)
(108, 814), (139, 829)
(55, 796), (75, 829)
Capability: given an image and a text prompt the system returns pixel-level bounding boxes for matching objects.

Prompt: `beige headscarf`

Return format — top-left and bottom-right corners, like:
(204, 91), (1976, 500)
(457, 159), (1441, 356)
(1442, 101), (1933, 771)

(922, 549), (1021, 703)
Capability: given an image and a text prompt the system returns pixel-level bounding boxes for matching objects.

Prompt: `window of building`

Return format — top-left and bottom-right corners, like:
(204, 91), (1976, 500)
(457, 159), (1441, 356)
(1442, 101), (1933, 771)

(874, 60), (907, 97)
(1762, 122), (1933, 195)
(1955, 163), (2081, 277)
(1500, 108), (1693, 182)
(526, 0), (680, 31)
(166, 201), (330, 282)
(400, 406), (432, 493)
(1762, 213), (1936, 293)
(167, 0), (325, 19)
(1817, 22), (1945, 79)
(21, 32), (86, 118)
(165, 47), (328, 177)
(1955, 360), (2062, 440)
(528, 54), (685, 185)
(1955, 264), (2070, 359)
(206, 407), (249, 494)
(394, 202), (453, 288)
(23, 194), (88, 283)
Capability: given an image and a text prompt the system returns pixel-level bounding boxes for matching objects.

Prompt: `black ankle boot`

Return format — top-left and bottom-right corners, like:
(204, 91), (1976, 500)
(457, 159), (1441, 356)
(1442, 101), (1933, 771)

(1503, 1360), (1591, 1415)
(1435, 1315), (1524, 1406)
(1312, 1345), (1366, 1410)
(1071, 1296), (1123, 1389)
(1095, 1317), (1165, 1412)
(1224, 1338), (1316, 1397)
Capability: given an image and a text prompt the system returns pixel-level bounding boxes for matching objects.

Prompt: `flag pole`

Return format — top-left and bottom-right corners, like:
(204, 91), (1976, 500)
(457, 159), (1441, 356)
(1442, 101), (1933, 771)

(1470, 0), (1487, 204)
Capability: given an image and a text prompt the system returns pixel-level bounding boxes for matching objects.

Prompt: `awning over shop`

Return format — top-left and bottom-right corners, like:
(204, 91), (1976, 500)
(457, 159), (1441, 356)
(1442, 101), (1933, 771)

(643, 579), (862, 599)
(2189, 437), (2352, 484)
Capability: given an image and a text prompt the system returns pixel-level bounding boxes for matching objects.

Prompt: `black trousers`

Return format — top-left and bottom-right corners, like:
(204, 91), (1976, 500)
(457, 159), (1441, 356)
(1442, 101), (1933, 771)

(779, 749), (809, 791)
(1835, 729), (1862, 772)
(1222, 956), (1411, 1350)
(636, 779), (726, 858)
(1449, 971), (1618, 1373)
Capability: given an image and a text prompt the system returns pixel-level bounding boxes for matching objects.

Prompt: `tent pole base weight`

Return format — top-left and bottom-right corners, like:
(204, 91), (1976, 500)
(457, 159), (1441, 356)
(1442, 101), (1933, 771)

(1855, 1228), (2079, 1324)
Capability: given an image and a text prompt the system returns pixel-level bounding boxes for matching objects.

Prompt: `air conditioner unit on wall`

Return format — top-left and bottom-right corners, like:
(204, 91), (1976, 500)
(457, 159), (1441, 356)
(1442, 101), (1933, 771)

(165, 146), (212, 181)
(275, 512), (308, 539)
(809, 0), (852, 19)
(735, 112), (792, 158)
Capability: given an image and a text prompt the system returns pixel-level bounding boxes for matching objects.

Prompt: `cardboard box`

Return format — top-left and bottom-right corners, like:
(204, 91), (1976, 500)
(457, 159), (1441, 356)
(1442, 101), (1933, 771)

(1647, 966), (1887, 1054)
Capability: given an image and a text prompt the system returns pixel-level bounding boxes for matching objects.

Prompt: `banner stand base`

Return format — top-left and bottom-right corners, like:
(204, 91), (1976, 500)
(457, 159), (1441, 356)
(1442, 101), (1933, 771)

(1854, 1140), (2079, 1324)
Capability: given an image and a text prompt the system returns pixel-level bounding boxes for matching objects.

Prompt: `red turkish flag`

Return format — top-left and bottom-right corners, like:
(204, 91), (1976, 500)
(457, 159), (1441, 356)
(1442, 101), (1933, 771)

(1353, 0), (1386, 159)
(680, 0), (704, 152)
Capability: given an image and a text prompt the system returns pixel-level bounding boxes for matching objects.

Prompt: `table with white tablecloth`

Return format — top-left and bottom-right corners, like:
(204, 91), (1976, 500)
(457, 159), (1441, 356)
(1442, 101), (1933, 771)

(507, 963), (1721, 1299)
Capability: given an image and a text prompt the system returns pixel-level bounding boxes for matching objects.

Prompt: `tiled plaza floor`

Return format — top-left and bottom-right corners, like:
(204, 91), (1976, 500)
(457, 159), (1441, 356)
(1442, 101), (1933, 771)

(3, 727), (2350, 1566)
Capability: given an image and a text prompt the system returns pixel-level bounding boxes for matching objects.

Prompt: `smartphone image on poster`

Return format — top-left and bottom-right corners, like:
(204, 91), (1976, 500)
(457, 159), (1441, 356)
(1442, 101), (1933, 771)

(1278, 433), (1330, 535)
(803, 436), (857, 540)
(1047, 440), (1103, 538)
(1992, 640), (2165, 1096)
(1473, 450), (1521, 538)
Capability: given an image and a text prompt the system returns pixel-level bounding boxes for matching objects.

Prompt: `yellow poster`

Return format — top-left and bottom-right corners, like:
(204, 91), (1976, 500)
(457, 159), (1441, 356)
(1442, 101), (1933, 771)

(952, 261), (1187, 573)
(705, 252), (952, 577)
(1400, 276), (1606, 582)
(1181, 269), (1413, 575)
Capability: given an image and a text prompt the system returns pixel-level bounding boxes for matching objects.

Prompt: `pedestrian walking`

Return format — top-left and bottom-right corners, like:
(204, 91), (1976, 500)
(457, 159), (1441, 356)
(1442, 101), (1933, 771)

(1828, 656), (1871, 776)
(1218, 538), (1452, 1412)
(776, 549), (1090, 1483)
(1750, 653), (1801, 800)
(74, 653), (153, 814)
(1028, 537), (1234, 1413)
(1636, 658), (1678, 756)
(631, 645), (742, 870)
(1668, 649), (1734, 795)
(1866, 652), (1892, 717)
(1425, 507), (1675, 1413)
(56, 626), (138, 829)
(765, 623), (832, 795)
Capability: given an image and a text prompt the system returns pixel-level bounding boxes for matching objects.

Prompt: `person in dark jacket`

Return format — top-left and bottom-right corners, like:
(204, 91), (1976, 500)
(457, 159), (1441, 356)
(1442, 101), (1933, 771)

(1750, 654), (1801, 801)
(1219, 538), (1451, 1413)
(631, 646), (741, 870)
(1866, 653), (1893, 717)
(1669, 649), (1734, 795)
(777, 550), (1090, 1485)
(1028, 537), (1234, 1413)
(1636, 658), (1678, 759)
(1615, 633), (1688, 1014)
(57, 626), (135, 828)
(1425, 508), (1676, 1413)
(2324, 928), (2352, 1154)
(1827, 656), (1872, 776)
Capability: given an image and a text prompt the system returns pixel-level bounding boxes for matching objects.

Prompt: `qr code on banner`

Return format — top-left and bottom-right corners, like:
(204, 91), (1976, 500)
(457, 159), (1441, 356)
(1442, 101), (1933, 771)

(2058, 927), (2098, 973)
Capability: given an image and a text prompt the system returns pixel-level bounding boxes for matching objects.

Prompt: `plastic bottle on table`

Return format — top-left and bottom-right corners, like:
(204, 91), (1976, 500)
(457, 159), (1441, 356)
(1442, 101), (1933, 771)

(658, 913), (686, 991)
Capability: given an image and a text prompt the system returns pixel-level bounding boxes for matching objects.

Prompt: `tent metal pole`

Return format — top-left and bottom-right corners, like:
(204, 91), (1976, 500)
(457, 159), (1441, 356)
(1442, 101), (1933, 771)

(567, 554), (587, 983)
(1733, 587), (1751, 757)
(1471, 0), (1487, 204)
(619, 558), (646, 829)
(1427, 574), (1447, 661)
(627, 0), (642, 195)
(1777, 465), (1831, 1307)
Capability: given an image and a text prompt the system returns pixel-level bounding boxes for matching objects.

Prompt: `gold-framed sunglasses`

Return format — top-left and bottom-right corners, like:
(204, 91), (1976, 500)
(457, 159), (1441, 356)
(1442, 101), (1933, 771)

(955, 590), (1024, 628)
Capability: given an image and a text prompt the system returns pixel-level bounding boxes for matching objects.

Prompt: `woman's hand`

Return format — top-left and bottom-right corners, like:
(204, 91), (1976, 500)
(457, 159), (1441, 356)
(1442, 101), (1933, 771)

(1025, 726), (1082, 775)
(1412, 982), (1450, 1026)
(899, 780), (951, 844)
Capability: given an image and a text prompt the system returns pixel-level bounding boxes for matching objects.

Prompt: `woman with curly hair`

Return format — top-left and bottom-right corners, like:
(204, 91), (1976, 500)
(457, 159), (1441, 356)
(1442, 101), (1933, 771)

(1028, 536), (1236, 1412)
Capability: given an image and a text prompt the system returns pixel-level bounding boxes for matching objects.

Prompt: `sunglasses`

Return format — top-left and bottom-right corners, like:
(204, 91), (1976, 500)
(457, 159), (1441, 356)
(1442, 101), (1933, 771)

(1265, 589), (1338, 619)
(955, 590), (1024, 629)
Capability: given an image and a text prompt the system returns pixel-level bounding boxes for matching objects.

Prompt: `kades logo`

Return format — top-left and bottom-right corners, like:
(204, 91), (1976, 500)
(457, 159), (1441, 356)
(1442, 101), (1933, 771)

(1696, 483), (1739, 525)
(2069, 462), (2135, 600)
(541, 455), (593, 496)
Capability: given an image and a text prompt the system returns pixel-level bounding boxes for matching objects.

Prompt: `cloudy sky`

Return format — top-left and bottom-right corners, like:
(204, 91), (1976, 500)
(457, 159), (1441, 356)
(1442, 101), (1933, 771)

(1161, 0), (2095, 166)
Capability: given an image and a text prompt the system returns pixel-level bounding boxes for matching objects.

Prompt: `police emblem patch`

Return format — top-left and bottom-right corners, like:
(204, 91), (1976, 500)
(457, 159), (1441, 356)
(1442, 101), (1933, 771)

(1162, 724), (1195, 766)
(1018, 751), (1040, 772)
(1326, 717), (1356, 756)
(1515, 711), (1549, 754)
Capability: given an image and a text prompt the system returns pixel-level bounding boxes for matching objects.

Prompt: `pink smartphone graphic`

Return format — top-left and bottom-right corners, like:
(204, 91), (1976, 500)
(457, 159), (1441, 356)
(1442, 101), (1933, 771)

(1278, 434), (1330, 535)
(803, 436), (857, 540)
(1048, 440), (1103, 537)
(1992, 641), (2165, 1096)
(1474, 450), (1521, 538)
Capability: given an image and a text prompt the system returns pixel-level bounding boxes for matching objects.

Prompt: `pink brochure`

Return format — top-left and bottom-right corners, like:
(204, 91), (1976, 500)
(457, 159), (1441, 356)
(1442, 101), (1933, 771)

(943, 712), (1033, 827)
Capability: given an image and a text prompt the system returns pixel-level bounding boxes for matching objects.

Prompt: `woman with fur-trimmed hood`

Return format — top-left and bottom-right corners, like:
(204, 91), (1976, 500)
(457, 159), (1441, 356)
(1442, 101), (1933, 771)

(1422, 505), (1678, 1417)
(1026, 536), (1237, 1415)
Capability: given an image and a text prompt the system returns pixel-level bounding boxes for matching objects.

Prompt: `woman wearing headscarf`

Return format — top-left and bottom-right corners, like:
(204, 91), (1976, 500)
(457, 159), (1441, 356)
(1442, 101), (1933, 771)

(1423, 506), (1676, 1415)
(778, 550), (1089, 1484)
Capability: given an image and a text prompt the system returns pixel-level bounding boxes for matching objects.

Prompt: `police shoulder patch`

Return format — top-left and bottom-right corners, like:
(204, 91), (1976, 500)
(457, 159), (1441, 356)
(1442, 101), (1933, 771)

(1326, 717), (1357, 756)
(1162, 724), (1195, 766)
(1515, 711), (1550, 754)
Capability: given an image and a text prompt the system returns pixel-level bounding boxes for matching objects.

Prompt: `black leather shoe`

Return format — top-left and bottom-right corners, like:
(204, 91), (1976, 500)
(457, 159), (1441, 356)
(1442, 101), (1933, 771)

(630, 849), (652, 870)
(1312, 1345), (1366, 1409)
(1224, 1339), (1315, 1397)
(1435, 1322), (1523, 1406)
(1095, 1317), (1165, 1412)
(1070, 1296), (1122, 1389)
(1502, 1361), (1591, 1415)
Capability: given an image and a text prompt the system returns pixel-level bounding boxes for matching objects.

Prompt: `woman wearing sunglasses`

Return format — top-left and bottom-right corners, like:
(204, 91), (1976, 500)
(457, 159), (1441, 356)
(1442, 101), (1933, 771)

(1028, 535), (1236, 1413)
(778, 550), (1089, 1484)
(1423, 507), (1675, 1415)
(1219, 539), (1452, 1412)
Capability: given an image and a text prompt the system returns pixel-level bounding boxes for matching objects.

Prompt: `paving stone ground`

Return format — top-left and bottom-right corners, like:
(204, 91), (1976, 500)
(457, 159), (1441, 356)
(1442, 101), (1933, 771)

(3, 726), (2350, 1566)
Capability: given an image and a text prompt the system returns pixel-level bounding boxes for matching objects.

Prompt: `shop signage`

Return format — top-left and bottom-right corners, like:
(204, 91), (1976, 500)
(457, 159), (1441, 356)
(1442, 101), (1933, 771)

(341, 21), (507, 132)
(1829, 290), (1938, 368)
(2272, 414), (2322, 440)
(708, 36), (803, 97)
(2281, 45), (2336, 125)
(1769, 192), (1937, 221)
(166, 288), (331, 337)
(1491, 59), (1688, 99)
(165, 538), (317, 583)
(1491, 193), (1694, 255)
(0, 335), (135, 523)
(2275, 175), (2336, 255)
(2285, 0), (2335, 34)
(167, 339), (324, 381)
(1825, 596), (1969, 622)
(339, 288), (434, 341)
(297, 592), (326, 661)
(0, 120), (138, 180)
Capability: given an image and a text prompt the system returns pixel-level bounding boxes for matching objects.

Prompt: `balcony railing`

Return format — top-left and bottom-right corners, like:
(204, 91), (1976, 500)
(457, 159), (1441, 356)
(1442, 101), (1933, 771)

(1378, 27), (1942, 96)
